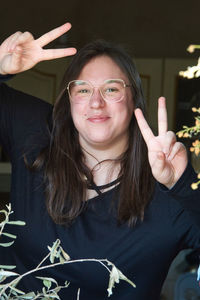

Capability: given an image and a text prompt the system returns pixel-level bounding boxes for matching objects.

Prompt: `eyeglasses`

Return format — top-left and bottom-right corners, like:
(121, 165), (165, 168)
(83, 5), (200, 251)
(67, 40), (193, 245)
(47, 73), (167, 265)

(67, 79), (131, 103)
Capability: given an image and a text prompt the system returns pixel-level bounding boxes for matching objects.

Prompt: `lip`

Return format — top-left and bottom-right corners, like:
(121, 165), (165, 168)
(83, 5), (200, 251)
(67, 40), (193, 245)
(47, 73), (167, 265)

(87, 115), (110, 123)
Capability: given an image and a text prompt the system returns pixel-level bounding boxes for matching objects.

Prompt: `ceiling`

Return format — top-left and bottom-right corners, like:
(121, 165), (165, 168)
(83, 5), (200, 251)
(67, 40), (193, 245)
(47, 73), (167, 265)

(1, 0), (200, 58)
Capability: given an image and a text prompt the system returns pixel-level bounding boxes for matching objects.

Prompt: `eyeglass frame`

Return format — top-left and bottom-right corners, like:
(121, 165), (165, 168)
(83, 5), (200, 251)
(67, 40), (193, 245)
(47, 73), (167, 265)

(66, 78), (132, 103)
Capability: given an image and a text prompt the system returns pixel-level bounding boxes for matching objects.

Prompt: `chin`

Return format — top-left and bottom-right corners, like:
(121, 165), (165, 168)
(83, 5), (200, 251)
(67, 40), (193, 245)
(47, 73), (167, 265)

(86, 131), (112, 142)
(89, 137), (111, 145)
(82, 134), (114, 148)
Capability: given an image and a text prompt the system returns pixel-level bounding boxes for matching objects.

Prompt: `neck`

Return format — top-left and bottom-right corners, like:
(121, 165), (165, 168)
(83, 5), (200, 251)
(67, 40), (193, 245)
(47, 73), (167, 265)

(82, 145), (125, 187)
(79, 134), (128, 186)
(85, 160), (121, 199)
(80, 137), (128, 168)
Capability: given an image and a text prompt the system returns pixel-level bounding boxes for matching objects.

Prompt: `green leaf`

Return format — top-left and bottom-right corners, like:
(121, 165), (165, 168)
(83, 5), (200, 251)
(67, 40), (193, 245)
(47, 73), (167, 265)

(0, 264), (16, 270)
(17, 292), (36, 299)
(49, 239), (60, 263)
(36, 276), (58, 286)
(59, 255), (65, 264)
(44, 279), (52, 289)
(7, 221), (26, 226)
(0, 275), (6, 283)
(1, 232), (17, 239)
(52, 286), (61, 293)
(0, 270), (18, 277)
(0, 241), (15, 247)
(55, 247), (61, 258)
(46, 293), (60, 299)
(8, 284), (25, 294)
(60, 247), (70, 261)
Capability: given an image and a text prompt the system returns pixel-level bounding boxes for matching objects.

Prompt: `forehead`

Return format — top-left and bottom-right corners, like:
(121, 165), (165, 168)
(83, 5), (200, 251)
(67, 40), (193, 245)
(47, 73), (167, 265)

(76, 55), (128, 84)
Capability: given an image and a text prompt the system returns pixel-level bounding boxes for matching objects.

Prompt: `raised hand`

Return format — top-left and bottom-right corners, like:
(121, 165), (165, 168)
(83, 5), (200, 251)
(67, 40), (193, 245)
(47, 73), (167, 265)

(0, 23), (77, 75)
(135, 97), (188, 188)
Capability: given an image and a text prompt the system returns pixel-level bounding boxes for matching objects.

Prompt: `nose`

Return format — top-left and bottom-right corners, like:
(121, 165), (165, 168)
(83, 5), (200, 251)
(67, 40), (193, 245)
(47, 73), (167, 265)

(89, 87), (105, 108)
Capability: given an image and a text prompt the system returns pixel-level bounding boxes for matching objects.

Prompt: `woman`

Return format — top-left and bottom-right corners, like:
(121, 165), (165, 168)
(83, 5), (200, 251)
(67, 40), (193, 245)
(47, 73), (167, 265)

(0, 23), (199, 299)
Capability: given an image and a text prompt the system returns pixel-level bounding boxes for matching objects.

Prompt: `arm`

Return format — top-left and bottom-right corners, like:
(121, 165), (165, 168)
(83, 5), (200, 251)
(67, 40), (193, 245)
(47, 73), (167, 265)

(0, 23), (76, 153)
(0, 23), (77, 75)
(135, 99), (200, 282)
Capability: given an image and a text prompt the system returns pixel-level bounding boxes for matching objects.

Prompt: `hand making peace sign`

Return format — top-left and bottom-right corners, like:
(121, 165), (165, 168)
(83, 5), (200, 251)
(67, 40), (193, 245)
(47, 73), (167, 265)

(0, 23), (77, 75)
(135, 97), (188, 189)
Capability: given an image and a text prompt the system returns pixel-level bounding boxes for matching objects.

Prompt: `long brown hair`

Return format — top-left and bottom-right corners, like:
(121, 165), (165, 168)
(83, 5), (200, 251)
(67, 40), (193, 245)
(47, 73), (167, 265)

(35, 40), (155, 226)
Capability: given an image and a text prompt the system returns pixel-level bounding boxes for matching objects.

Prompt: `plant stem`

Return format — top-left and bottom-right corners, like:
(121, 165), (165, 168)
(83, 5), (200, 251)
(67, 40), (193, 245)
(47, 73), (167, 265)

(77, 288), (80, 300)
(0, 258), (111, 296)
(35, 252), (51, 269)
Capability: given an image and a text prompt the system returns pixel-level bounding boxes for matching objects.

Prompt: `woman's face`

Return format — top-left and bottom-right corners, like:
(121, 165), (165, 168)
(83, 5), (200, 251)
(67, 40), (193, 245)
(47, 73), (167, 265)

(70, 55), (134, 153)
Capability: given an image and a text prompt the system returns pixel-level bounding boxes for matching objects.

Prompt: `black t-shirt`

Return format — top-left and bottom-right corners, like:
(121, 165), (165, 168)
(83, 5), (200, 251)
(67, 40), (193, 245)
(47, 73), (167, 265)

(0, 81), (200, 300)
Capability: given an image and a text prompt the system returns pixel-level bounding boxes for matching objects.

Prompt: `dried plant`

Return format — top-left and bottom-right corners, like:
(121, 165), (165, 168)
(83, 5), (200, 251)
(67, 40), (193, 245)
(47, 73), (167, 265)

(0, 204), (136, 299)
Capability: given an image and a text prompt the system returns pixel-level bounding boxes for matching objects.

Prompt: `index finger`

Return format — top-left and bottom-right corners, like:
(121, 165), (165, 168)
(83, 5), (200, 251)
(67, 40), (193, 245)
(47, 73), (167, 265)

(36, 23), (72, 47)
(134, 108), (154, 145)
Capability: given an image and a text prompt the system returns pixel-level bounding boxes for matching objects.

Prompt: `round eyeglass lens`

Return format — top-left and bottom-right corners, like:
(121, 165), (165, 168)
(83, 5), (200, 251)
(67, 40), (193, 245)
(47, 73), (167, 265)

(69, 81), (92, 103)
(101, 79), (124, 102)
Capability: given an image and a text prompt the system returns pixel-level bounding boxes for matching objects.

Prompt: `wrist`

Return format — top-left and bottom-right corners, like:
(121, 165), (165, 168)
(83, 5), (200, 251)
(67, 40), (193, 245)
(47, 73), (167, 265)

(163, 174), (176, 190)
(0, 67), (7, 75)
(165, 182), (175, 190)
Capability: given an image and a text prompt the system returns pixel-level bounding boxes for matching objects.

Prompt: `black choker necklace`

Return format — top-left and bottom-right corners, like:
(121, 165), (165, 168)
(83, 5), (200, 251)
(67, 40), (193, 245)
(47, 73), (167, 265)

(87, 176), (122, 196)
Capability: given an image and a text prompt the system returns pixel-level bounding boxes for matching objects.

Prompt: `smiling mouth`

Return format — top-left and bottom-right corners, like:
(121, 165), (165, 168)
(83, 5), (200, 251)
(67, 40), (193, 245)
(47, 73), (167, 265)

(87, 116), (110, 123)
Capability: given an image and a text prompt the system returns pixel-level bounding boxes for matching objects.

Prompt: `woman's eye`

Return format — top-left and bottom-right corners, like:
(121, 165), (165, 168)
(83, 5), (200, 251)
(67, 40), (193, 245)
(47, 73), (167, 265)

(106, 87), (118, 93)
(78, 89), (90, 94)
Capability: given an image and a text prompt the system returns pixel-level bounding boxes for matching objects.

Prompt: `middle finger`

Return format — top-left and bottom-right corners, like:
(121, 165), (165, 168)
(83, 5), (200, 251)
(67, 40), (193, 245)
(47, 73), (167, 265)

(158, 97), (168, 136)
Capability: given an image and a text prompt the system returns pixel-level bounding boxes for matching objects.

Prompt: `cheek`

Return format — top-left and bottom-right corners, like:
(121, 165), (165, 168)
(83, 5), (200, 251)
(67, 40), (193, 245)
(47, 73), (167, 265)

(70, 103), (85, 122)
(115, 101), (134, 129)
(117, 99), (134, 119)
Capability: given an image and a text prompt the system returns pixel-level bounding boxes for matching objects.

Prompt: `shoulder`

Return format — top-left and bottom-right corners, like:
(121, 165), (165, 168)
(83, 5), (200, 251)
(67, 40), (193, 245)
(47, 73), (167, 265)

(0, 83), (53, 133)
(0, 83), (53, 156)
(0, 82), (52, 110)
